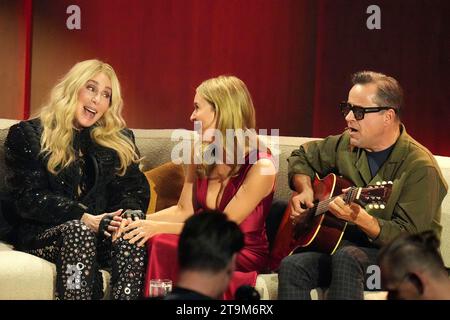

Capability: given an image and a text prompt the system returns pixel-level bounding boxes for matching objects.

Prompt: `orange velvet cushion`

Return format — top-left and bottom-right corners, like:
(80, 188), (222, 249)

(144, 162), (185, 214)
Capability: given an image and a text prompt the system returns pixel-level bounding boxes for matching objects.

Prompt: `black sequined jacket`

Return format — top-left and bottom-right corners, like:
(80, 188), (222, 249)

(4, 118), (150, 248)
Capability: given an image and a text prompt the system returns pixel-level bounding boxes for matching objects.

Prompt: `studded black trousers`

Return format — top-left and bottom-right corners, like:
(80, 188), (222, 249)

(25, 220), (146, 300)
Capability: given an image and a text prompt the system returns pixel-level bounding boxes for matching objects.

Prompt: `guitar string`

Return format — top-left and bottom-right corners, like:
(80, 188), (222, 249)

(312, 185), (385, 217)
(313, 187), (357, 217)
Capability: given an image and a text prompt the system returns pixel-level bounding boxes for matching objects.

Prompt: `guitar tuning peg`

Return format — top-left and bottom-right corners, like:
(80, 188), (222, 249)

(374, 204), (380, 209)
(376, 181), (381, 185)
(380, 204), (385, 209)
(388, 181), (393, 184)
(377, 196), (381, 200)
(382, 181), (387, 185)
(368, 204), (374, 209)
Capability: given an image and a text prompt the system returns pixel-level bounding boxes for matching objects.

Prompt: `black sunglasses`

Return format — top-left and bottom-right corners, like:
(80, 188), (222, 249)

(339, 102), (396, 120)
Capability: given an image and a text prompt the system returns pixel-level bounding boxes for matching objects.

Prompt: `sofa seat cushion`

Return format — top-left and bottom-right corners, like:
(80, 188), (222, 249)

(0, 250), (56, 299)
(0, 248), (110, 299)
(0, 241), (13, 251)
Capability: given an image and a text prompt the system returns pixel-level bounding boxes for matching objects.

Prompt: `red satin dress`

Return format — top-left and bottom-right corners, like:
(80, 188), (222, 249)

(143, 151), (274, 299)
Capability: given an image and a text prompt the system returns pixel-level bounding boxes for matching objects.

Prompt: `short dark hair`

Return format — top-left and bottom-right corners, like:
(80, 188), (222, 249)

(178, 210), (244, 272)
(378, 231), (447, 281)
(352, 71), (404, 119)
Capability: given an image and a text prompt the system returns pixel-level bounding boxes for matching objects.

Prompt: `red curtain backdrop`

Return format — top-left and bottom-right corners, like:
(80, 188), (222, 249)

(1, 0), (448, 155)
(28, 0), (317, 137)
(0, 0), (32, 120)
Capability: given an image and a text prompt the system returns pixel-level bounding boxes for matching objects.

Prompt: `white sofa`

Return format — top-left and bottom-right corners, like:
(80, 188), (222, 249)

(1, 118), (449, 300)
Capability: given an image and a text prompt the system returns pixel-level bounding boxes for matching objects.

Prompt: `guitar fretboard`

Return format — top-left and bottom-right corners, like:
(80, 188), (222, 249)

(310, 187), (359, 217)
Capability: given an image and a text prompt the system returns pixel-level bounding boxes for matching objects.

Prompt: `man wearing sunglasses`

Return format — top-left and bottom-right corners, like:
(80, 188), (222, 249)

(278, 71), (447, 300)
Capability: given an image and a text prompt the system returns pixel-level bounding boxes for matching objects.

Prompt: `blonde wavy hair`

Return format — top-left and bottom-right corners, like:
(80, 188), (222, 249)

(39, 59), (140, 176)
(195, 75), (259, 177)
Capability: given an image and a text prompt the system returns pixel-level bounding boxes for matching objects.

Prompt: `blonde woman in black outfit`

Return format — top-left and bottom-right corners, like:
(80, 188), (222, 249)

(4, 59), (150, 300)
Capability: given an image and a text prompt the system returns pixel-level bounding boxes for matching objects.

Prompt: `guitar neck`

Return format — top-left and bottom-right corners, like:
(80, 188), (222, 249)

(311, 196), (338, 217)
(311, 187), (361, 216)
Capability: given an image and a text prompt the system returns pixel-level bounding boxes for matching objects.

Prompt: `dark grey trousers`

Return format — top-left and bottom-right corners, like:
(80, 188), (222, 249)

(278, 240), (379, 300)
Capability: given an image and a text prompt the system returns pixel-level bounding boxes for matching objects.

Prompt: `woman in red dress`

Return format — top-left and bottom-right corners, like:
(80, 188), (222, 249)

(118, 75), (276, 298)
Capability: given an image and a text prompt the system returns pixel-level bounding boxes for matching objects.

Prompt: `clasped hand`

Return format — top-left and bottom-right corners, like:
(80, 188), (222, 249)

(112, 219), (159, 247)
(81, 209), (123, 235)
(91, 209), (151, 246)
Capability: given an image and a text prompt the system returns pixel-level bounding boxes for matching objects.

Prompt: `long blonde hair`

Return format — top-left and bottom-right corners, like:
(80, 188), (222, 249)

(195, 75), (258, 177)
(39, 59), (139, 176)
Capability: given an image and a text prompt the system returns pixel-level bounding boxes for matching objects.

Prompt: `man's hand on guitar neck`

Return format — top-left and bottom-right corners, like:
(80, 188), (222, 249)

(290, 174), (315, 224)
(328, 188), (381, 239)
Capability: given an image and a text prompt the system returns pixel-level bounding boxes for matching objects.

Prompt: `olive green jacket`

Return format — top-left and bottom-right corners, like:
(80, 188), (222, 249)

(287, 124), (448, 247)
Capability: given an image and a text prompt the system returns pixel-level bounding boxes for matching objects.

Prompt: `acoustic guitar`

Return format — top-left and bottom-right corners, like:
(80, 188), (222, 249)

(269, 173), (392, 271)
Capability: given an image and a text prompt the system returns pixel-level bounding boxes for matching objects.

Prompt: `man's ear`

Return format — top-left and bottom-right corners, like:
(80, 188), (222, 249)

(408, 272), (425, 295)
(384, 109), (396, 124)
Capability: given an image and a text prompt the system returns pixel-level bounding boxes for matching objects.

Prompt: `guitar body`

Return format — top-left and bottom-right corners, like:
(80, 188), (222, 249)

(269, 173), (353, 271)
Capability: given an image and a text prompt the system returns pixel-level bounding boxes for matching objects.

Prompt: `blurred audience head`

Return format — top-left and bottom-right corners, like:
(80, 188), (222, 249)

(378, 231), (450, 300)
(177, 210), (244, 298)
(235, 285), (261, 300)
